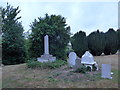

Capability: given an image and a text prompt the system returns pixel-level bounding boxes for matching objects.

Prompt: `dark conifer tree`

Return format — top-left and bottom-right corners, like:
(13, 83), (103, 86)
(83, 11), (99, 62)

(2, 3), (26, 65)
(71, 31), (88, 57)
(87, 30), (106, 56)
(104, 28), (118, 55)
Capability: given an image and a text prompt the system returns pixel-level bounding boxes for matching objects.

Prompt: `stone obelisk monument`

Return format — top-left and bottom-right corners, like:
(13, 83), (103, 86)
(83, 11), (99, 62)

(37, 35), (56, 63)
(44, 35), (49, 54)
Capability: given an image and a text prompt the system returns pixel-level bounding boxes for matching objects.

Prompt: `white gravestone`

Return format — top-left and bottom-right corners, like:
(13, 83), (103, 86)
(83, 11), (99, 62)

(101, 64), (112, 79)
(81, 51), (98, 71)
(81, 51), (94, 64)
(37, 35), (56, 63)
(68, 52), (77, 67)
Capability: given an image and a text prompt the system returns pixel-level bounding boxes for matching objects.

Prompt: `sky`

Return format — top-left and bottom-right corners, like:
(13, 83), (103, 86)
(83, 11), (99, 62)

(1, 0), (119, 35)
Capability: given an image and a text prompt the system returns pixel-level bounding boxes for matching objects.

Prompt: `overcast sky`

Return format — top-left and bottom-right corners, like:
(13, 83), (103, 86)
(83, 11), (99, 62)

(1, 0), (119, 35)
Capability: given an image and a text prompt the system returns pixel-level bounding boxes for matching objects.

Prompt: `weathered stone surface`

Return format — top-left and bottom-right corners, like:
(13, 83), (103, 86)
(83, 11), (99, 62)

(73, 57), (82, 71)
(37, 35), (56, 63)
(68, 52), (77, 67)
(101, 64), (112, 79)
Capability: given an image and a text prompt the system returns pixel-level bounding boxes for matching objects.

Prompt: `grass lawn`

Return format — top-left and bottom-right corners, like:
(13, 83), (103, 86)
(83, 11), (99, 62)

(2, 54), (119, 88)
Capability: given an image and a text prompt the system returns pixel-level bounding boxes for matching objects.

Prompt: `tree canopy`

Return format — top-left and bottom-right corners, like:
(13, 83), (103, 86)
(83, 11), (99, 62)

(104, 28), (118, 55)
(28, 14), (71, 60)
(71, 31), (88, 58)
(87, 30), (106, 56)
(2, 3), (26, 65)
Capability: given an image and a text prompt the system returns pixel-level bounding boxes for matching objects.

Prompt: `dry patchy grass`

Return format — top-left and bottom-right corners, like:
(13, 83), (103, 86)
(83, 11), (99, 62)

(2, 54), (119, 88)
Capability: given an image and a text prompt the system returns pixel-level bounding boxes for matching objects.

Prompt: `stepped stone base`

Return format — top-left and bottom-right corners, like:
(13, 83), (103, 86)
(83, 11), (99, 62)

(37, 54), (56, 63)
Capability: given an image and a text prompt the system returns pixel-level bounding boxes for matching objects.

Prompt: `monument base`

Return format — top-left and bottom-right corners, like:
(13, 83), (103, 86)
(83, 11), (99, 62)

(37, 54), (56, 63)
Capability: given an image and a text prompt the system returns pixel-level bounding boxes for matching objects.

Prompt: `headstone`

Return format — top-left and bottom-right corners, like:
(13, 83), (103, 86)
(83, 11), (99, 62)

(73, 57), (82, 71)
(81, 51), (95, 64)
(101, 64), (112, 79)
(68, 52), (77, 67)
(37, 35), (56, 63)
(81, 51), (99, 71)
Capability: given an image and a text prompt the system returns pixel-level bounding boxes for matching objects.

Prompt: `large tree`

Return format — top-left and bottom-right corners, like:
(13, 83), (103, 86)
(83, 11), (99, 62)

(87, 30), (106, 56)
(71, 31), (88, 58)
(2, 3), (26, 65)
(104, 28), (118, 55)
(29, 14), (70, 60)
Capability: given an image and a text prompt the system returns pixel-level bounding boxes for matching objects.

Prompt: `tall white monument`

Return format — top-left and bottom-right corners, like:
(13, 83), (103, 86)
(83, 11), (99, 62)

(37, 35), (56, 63)
(44, 35), (49, 54)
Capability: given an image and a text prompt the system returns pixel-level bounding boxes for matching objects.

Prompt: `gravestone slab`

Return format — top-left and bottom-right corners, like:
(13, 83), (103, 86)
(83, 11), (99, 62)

(68, 52), (77, 67)
(73, 57), (82, 71)
(101, 64), (112, 79)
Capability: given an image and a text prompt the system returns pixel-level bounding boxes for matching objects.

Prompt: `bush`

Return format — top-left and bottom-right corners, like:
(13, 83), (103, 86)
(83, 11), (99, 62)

(86, 66), (91, 71)
(71, 31), (88, 58)
(104, 28), (118, 55)
(87, 30), (106, 56)
(92, 64), (97, 71)
(27, 59), (67, 69)
(74, 65), (86, 73)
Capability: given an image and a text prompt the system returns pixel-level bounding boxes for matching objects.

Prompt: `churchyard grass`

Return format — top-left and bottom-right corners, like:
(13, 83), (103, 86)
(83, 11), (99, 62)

(2, 54), (119, 88)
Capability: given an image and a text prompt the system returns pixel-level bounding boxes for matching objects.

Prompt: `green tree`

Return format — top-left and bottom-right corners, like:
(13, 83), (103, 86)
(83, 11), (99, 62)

(104, 28), (118, 55)
(117, 29), (120, 50)
(29, 14), (70, 60)
(87, 30), (106, 56)
(0, 7), (2, 37)
(71, 31), (88, 58)
(2, 3), (26, 65)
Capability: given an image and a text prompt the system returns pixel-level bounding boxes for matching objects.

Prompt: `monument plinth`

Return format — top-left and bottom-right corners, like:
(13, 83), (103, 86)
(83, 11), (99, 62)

(37, 35), (56, 63)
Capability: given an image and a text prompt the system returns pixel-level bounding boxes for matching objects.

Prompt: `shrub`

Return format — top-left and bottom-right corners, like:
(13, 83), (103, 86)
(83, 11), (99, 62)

(27, 59), (67, 69)
(71, 31), (88, 58)
(86, 66), (91, 71)
(87, 30), (106, 56)
(104, 28), (118, 55)
(92, 64), (97, 71)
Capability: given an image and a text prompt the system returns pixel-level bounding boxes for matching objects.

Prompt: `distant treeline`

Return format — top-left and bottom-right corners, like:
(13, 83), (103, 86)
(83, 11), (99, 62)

(71, 28), (120, 58)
